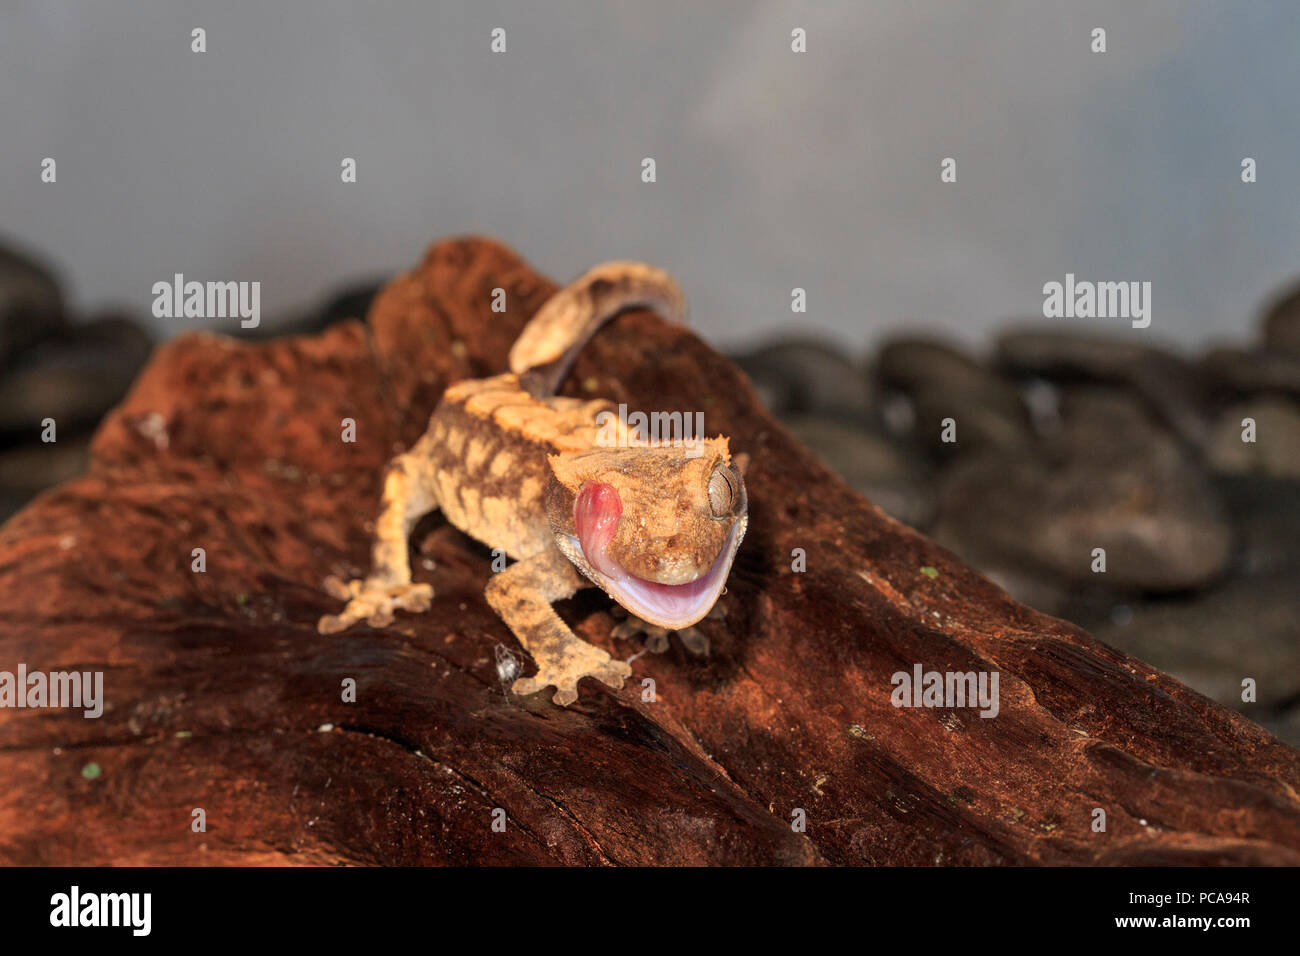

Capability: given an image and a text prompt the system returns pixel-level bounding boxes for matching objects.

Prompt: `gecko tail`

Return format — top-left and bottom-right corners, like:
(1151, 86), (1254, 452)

(510, 261), (685, 397)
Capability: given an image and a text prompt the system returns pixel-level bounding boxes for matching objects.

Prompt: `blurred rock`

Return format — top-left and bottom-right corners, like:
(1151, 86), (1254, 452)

(996, 329), (1212, 447)
(1123, 351), (1216, 449)
(239, 278), (386, 340)
(319, 278), (385, 327)
(1213, 474), (1300, 575)
(1259, 707), (1300, 750)
(1201, 346), (1300, 396)
(970, 561), (1074, 617)
(907, 388), (1034, 459)
(732, 336), (872, 421)
(0, 314), (153, 438)
(0, 494), (27, 525)
(0, 241), (64, 366)
(875, 336), (1031, 457)
(1207, 398), (1300, 477)
(1048, 386), (1181, 460)
(782, 415), (934, 527)
(1085, 572), (1300, 713)
(0, 436), (91, 524)
(1261, 282), (1300, 354)
(934, 390), (1232, 592)
(995, 328), (1163, 380)
(877, 336), (991, 392)
(0, 435), (91, 500)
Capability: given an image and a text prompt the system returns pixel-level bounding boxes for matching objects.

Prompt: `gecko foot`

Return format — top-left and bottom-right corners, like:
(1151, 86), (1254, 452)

(512, 643), (632, 707)
(611, 614), (711, 657)
(318, 576), (434, 633)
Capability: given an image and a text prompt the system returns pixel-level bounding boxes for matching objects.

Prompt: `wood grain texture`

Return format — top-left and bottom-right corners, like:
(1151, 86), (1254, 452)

(1, 237), (1297, 866)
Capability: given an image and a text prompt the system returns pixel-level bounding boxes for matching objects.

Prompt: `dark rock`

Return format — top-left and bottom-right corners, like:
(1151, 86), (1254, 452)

(1260, 708), (1300, 751)
(0, 436), (91, 499)
(0, 241), (64, 366)
(1207, 399), (1300, 477)
(319, 278), (385, 327)
(0, 494), (26, 526)
(240, 278), (387, 341)
(907, 387), (1034, 459)
(1123, 351), (1216, 449)
(1087, 572), (1300, 713)
(1212, 475), (1300, 575)
(1048, 386), (1182, 461)
(0, 314), (153, 438)
(877, 336), (996, 393)
(875, 337), (1031, 457)
(782, 415), (934, 527)
(1201, 346), (1300, 397)
(934, 392), (1232, 592)
(1261, 282), (1300, 354)
(732, 336), (872, 421)
(961, 556), (1074, 617)
(996, 329), (1213, 448)
(995, 328), (1165, 380)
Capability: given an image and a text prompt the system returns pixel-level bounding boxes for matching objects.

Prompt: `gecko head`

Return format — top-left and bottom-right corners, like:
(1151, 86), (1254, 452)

(545, 438), (747, 629)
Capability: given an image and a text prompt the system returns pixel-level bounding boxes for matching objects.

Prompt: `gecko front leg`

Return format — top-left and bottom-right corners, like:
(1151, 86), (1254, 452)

(318, 440), (437, 634)
(485, 547), (632, 706)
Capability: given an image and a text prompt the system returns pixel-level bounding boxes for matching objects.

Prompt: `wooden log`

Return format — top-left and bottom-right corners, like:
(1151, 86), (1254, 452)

(0, 237), (1296, 865)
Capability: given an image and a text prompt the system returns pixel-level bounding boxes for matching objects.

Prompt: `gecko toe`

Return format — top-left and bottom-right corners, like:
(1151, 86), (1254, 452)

(595, 659), (632, 689)
(317, 613), (347, 635)
(323, 575), (355, 601)
(511, 675), (549, 698)
(512, 656), (630, 705)
(366, 608), (395, 628)
(318, 578), (435, 634)
(676, 626), (710, 657)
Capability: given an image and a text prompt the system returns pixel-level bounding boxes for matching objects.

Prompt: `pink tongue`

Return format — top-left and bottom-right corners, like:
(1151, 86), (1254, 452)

(575, 481), (625, 580)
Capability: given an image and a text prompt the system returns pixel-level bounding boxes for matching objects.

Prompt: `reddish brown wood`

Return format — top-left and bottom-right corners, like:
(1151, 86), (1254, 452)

(1, 237), (1296, 865)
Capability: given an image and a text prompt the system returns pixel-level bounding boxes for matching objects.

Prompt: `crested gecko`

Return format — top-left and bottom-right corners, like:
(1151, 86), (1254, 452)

(318, 262), (748, 706)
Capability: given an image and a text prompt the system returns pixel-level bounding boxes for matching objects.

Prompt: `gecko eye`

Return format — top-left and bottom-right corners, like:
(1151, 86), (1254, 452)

(708, 466), (737, 517)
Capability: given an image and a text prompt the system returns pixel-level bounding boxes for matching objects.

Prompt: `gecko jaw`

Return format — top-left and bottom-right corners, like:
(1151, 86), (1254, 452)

(569, 480), (743, 629)
(566, 524), (741, 629)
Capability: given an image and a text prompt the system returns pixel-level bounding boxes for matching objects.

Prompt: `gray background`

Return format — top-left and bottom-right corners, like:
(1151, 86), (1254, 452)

(2, 0), (1297, 353)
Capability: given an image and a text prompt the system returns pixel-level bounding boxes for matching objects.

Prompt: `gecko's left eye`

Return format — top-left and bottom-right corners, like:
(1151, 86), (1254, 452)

(708, 466), (737, 517)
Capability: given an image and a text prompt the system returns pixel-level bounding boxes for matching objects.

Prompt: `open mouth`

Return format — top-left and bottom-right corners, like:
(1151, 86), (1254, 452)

(570, 481), (740, 629)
